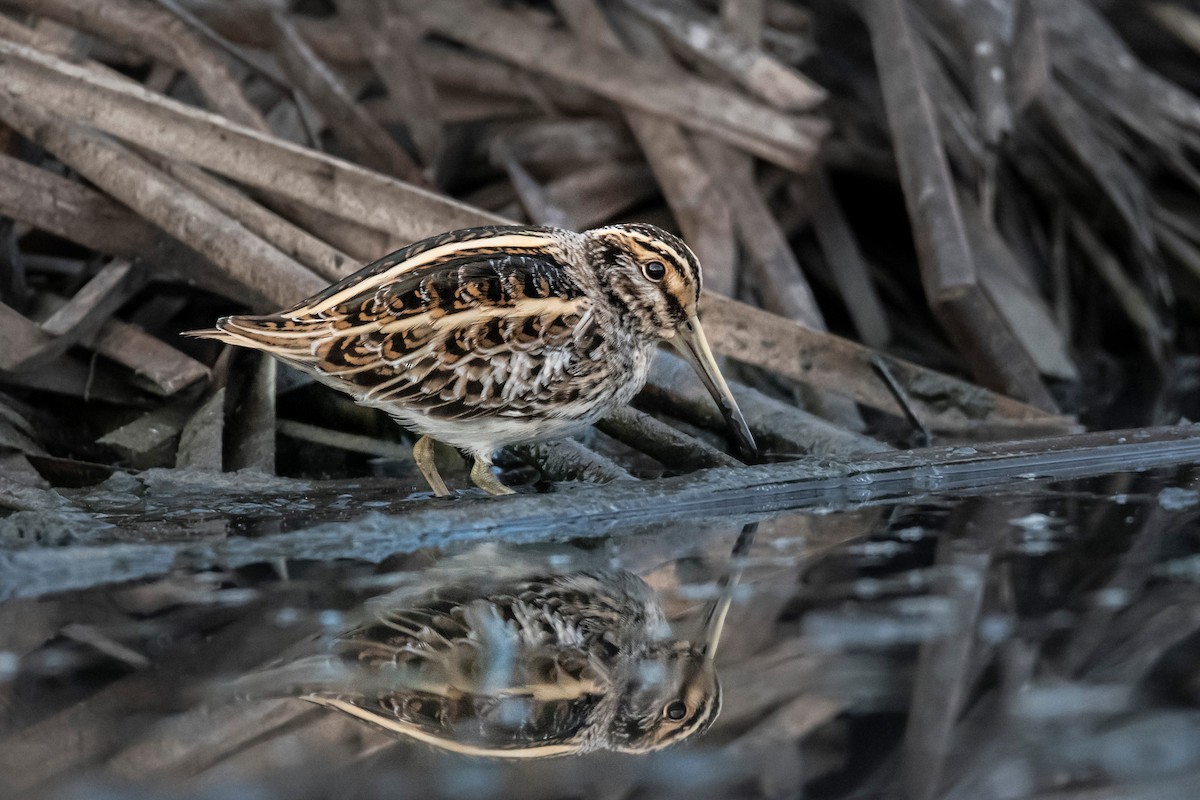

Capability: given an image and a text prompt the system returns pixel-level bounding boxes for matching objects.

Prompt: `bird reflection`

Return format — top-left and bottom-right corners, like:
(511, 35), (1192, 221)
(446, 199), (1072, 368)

(276, 532), (752, 758)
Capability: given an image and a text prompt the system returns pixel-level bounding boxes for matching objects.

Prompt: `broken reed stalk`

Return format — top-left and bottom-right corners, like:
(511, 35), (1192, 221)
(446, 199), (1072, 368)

(861, 0), (1058, 412)
(8, 0), (270, 131)
(511, 440), (633, 484)
(622, 0), (826, 112)
(267, 10), (429, 186)
(645, 351), (889, 458)
(394, 0), (828, 171)
(157, 159), (359, 283)
(0, 152), (242, 302)
(596, 406), (740, 470)
(698, 297), (1074, 434)
(810, 170), (891, 349)
(0, 92), (325, 309)
(0, 39), (493, 238)
(695, 136), (826, 329)
(334, 0), (444, 171)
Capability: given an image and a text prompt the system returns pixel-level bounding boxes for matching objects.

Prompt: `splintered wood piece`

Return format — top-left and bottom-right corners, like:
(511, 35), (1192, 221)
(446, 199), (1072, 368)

(698, 296), (1075, 434)
(176, 388), (225, 472)
(862, 0), (1057, 411)
(0, 260), (148, 383)
(396, 0), (828, 171)
(621, 0), (826, 112)
(39, 260), (140, 339)
(226, 352), (276, 474)
(27, 290), (210, 397)
(0, 302), (53, 372)
(98, 400), (194, 461)
(0, 353), (149, 406)
(89, 317), (210, 396)
(269, 11), (428, 186)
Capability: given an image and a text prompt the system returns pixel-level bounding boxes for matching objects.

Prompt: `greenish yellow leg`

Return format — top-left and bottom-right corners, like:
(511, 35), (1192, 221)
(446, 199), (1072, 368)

(413, 435), (451, 497)
(470, 456), (515, 496)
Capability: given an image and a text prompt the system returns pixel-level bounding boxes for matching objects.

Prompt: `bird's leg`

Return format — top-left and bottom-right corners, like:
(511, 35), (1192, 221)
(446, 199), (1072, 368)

(413, 435), (452, 497)
(470, 455), (515, 496)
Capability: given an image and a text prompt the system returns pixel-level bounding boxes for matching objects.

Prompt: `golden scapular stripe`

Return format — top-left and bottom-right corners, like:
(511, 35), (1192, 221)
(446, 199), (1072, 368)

(304, 697), (582, 758)
(299, 233), (556, 316)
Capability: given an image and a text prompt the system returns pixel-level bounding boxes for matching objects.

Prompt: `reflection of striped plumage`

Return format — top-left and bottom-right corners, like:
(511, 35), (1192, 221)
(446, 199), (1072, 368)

(188, 223), (754, 496)
(306, 568), (723, 757)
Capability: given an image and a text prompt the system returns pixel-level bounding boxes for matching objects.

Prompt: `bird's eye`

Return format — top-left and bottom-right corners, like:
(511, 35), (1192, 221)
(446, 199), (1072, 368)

(642, 261), (667, 282)
(664, 700), (688, 721)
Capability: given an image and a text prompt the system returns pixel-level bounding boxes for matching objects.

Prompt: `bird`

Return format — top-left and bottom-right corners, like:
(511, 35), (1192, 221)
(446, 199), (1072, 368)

(291, 553), (737, 757)
(187, 223), (756, 496)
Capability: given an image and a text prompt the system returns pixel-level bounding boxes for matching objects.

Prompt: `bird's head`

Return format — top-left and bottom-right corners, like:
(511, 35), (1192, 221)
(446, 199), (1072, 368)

(583, 223), (757, 461)
(605, 641), (721, 753)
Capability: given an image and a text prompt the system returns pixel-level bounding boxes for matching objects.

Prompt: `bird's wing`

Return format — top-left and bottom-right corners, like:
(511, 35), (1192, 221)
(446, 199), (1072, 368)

(188, 226), (605, 420)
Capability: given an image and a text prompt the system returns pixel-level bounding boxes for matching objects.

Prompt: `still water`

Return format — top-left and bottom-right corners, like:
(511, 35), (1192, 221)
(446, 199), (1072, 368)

(3, 465), (1200, 799)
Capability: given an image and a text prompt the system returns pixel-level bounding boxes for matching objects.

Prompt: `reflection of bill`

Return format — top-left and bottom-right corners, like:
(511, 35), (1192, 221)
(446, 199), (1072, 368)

(298, 553), (745, 758)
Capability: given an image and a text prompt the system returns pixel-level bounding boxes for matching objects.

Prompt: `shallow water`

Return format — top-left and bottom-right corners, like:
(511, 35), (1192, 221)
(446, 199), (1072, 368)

(3, 464), (1200, 799)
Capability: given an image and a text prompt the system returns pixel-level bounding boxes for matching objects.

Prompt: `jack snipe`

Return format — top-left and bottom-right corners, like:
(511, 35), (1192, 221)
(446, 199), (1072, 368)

(188, 224), (755, 495)
(295, 554), (738, 756)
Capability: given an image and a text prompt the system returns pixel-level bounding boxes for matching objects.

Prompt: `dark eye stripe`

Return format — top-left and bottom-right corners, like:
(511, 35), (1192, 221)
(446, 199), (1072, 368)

(623, 231), (700, 284)
(662, 291), (686, 321)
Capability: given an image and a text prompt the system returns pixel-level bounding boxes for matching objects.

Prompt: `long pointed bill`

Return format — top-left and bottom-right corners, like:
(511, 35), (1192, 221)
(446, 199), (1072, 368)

(700, 523), (758, 662)
(669, 316), (758, 461)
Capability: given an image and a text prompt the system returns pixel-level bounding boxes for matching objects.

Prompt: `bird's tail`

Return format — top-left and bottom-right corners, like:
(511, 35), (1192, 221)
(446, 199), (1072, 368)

(182, 314), (327, 363)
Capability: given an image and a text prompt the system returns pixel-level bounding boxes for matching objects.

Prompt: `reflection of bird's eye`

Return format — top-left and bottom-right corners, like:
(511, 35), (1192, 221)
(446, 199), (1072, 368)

(643, 261), (666, 281)
(664, 700), (688, 721)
